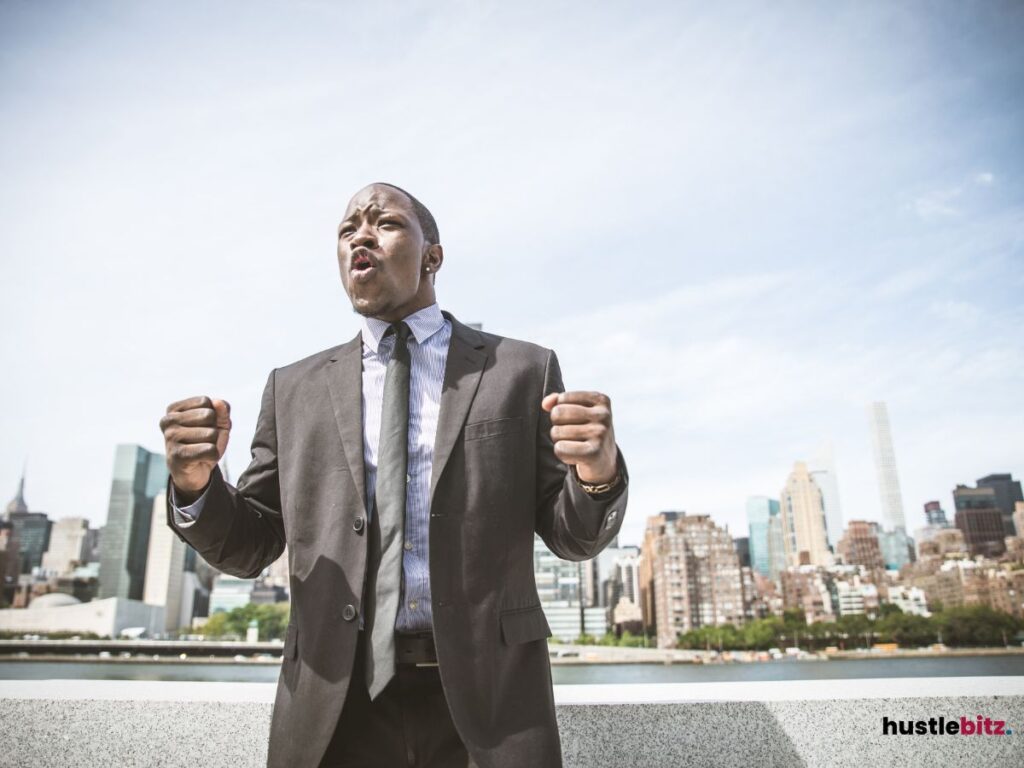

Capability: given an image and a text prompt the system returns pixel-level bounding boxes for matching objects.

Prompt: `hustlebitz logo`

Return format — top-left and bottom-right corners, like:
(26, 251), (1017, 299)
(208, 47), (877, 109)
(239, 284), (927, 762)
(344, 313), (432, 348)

(882, 715), (1014, 736)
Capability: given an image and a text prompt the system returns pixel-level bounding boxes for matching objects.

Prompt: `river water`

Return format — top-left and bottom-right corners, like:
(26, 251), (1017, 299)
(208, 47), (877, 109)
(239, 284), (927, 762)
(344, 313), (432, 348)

(3, 655), (1024, 684)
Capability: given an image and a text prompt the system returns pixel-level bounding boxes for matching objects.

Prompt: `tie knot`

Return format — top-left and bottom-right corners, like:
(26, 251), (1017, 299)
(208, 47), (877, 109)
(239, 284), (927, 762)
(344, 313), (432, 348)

(387, 321), (411, 342)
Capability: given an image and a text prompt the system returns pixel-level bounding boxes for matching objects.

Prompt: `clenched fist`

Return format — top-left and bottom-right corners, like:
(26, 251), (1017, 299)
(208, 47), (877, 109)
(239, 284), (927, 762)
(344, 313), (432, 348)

(541, 391), (618, 484)
(159, 396), (232, 501)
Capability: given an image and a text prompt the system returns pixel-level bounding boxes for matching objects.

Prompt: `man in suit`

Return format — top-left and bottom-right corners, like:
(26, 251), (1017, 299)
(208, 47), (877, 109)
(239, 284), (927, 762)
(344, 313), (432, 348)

(159, 183), (629, 768)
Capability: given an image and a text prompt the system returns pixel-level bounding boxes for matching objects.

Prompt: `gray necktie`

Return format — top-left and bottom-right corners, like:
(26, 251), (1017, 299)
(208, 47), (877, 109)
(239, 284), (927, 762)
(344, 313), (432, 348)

(365, 320), (411, 699)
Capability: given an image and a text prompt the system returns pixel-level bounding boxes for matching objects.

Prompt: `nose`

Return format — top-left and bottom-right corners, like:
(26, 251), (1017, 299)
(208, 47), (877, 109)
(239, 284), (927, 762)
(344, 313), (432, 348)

(351, 220), (377, 250)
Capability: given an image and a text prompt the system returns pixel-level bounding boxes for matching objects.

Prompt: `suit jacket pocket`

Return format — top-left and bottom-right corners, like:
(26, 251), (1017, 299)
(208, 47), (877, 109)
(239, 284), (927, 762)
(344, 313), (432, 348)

(283, 623), (298, 659)
(499, 605), (552, 645)
(465, 416), (523, 442)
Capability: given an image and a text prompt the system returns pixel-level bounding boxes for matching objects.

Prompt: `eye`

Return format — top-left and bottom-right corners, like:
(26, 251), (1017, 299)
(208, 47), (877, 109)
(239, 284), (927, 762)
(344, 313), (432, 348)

(338, 226), (355, 238)
(379, 218), (401, 229)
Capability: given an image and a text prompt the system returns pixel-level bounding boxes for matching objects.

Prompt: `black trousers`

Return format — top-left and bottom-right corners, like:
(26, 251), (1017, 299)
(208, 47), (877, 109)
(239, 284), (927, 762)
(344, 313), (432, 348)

(318, 632), (475, 768)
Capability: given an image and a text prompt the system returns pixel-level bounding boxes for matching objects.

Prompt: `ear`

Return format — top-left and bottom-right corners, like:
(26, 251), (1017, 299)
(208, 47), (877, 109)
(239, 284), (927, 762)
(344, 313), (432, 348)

(423, 243), (444, 274)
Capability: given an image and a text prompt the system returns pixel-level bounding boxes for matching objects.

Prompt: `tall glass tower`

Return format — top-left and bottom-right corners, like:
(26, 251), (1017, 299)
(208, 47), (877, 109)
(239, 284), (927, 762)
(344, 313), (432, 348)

(746, 496), (781, 578)
(868, 402), (906, 531)
(98, 444), (167, 600)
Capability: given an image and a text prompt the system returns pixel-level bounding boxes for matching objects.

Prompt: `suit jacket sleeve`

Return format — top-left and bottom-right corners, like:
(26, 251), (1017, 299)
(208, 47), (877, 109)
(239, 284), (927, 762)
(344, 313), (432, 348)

(534, 349), (628, 561)
(164, 369), (286, 578)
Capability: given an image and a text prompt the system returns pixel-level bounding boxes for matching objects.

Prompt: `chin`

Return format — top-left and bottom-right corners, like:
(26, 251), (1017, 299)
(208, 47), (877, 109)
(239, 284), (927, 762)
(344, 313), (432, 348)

(350, 295), (390, 318)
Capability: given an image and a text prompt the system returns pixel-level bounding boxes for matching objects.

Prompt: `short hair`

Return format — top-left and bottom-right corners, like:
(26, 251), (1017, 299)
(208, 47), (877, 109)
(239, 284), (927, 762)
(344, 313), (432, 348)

(375, 182), (440, 245)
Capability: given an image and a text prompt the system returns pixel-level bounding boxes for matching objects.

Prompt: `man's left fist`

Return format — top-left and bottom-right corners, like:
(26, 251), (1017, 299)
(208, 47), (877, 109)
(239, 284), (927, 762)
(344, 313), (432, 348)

(541, 391), (618, 484)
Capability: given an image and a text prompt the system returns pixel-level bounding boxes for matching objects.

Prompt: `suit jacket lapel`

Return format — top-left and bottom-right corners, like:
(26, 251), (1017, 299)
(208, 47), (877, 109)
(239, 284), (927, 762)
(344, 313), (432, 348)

(324, 332), (368, 519)
(322, 310), (487, 520)
(430, 310), (487, 509)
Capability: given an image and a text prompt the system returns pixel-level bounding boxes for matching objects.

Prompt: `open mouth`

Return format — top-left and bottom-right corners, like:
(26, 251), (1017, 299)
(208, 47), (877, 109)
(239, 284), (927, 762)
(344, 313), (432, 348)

(351, 251), (375, 272)
(350, 250), (378, 282)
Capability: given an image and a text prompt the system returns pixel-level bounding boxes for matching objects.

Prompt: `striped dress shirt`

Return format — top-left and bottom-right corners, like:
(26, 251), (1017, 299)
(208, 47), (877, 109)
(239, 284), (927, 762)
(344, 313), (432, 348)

(359, 301), (450, 632)
(170, 301), (451, 633)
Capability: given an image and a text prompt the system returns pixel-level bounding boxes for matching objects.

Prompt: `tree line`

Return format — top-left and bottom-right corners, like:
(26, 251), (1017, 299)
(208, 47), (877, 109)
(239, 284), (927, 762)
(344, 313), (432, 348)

(672, 604), (1022, 651)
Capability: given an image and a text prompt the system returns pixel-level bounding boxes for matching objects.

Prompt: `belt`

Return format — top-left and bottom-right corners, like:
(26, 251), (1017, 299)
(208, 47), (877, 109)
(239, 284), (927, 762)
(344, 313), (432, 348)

(395, 631), (438, 667)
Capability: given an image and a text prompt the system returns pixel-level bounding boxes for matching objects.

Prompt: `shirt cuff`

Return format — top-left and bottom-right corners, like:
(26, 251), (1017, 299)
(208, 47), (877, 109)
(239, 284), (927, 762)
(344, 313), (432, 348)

(169, 484), (210, 528)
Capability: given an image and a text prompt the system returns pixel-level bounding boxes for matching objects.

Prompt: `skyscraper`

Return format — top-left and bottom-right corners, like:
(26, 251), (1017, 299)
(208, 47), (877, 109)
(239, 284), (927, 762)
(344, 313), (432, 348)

(809, 443), (844, 549)
(746, 496), (782, 578)
(976, 473), (1024, 537)
(4, 470), (28, 517)
(923, 501), (949, 527)
(533, 536), (606, 640)
(41, 517), (89, 575)
(639, 511), (683, 638)
(836, 521), (885, 570)
(98, 444), (167, 600)
(144, 491), (192, 632)
(780, 462), (833, 567)
(766, 513), (786, 581)
(646, 512), (744, 648)
(3, 470), (52, 574)
(877, 527), (914, 570)
(734, 537), (750, 568)
(868, 402), (906, 531)
(952, 484), (1006, 558)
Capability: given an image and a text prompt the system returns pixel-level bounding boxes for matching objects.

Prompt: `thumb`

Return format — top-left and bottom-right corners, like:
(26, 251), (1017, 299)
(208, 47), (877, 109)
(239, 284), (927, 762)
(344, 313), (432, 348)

(212, 399), (231, 429)
(212, 399), (231, 459)
(541, 392), (561, 412)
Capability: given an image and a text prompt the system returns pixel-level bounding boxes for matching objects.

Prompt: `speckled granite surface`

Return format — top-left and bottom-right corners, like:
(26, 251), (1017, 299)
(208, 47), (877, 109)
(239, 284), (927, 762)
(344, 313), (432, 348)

(556, 697), (1024, 767)
(2, 679), (1023, 767)
(4, 700), (271, 768)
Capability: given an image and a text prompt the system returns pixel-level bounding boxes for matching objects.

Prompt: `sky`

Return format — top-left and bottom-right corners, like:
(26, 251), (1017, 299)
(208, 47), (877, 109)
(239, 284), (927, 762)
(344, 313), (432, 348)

(1, 1), (1022, 548)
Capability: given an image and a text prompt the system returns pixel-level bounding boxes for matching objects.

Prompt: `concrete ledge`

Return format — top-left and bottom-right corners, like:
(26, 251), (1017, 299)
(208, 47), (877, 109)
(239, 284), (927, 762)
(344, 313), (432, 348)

(3, 678), (1023, 767)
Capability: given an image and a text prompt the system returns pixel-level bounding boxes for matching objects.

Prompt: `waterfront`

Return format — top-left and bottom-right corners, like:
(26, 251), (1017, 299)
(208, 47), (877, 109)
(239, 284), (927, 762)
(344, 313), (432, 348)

(3, 653), (1024, 684)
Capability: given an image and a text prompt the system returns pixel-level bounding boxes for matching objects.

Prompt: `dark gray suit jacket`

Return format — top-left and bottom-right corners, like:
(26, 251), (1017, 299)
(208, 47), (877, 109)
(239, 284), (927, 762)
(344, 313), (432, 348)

(165, 310), (628, 768)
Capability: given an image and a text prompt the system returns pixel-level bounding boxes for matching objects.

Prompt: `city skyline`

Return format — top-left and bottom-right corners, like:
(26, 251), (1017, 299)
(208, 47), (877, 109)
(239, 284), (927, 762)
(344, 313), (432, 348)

(3, 434), (1021, 550)
(2, 2), (1022, 548)
(5, 438), (1023, 643)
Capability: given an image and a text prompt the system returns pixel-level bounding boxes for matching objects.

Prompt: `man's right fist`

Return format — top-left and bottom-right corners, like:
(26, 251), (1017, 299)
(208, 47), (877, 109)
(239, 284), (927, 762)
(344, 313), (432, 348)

(160, 396), (232, 500)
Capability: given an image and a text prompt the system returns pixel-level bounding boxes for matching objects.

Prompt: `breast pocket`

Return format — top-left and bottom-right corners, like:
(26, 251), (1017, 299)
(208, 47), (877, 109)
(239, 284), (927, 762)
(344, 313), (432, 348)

(462, 416), (525, 517)
(464, 416), (523, 442)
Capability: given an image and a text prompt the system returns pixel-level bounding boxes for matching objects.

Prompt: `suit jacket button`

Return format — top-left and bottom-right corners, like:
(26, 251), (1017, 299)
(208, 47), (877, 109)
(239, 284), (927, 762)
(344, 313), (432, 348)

(342, 604), (358, 622)
(353, 516), (365, 533)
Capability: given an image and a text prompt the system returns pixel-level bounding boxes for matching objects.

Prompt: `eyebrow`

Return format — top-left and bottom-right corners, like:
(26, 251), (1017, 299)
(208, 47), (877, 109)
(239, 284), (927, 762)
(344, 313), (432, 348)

(338, 206), (409, 233)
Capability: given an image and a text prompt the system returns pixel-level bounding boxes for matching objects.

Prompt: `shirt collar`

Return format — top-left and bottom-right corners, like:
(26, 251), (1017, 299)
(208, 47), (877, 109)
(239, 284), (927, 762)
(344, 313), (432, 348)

(360, 302), (446, 354)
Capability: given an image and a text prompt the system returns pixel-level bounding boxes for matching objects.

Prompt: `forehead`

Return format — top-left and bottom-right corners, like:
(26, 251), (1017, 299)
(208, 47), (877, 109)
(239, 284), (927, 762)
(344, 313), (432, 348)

(343, 185), (413, 220)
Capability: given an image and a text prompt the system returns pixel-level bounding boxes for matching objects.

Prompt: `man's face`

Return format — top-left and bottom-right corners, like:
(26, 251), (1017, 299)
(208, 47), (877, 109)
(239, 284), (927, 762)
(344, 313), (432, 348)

(337, 184), (437, 321)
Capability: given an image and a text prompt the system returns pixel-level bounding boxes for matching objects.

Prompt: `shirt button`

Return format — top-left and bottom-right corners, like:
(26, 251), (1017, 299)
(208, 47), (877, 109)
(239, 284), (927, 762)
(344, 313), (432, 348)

(408, 600), (418, 611)
(404, 541), (413, 551)
(353, 516), (365, 533)
(342, 604), (358, 622)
